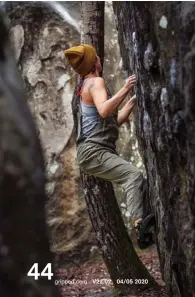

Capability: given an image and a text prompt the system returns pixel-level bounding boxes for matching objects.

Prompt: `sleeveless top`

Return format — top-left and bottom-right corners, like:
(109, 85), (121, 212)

(76, 78), (119, 153)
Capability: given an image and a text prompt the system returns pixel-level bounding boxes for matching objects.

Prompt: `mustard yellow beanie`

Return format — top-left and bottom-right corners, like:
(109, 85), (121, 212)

(64, 44), (97, 77)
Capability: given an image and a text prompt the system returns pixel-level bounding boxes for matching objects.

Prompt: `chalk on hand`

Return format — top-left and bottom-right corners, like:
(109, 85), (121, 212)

(131, 94), (136, 100)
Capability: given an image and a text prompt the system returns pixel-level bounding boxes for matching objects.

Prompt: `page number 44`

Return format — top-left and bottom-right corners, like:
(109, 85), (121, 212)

(27, 263), (54, 280)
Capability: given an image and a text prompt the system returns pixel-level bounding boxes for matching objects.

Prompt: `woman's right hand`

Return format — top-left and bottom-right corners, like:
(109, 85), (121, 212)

(124, 74), (136, 91)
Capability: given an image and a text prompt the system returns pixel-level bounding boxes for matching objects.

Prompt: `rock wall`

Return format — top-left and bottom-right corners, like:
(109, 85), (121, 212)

(4, 1), (95, 264)
(0, 10), (60, 297)
(7, 2), (78, 195)
(113, 2), (195, 297)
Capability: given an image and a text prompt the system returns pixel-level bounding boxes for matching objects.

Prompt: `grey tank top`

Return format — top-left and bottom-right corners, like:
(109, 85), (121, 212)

(80, 78), (105, 137)
(76, 78), (119, 152)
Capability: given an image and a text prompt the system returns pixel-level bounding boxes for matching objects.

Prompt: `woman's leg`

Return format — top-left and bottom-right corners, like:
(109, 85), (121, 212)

(80, 149), (144, 220)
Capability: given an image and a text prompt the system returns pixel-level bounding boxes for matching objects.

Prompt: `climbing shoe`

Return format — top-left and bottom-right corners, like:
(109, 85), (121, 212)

(135, 214), (155, 250)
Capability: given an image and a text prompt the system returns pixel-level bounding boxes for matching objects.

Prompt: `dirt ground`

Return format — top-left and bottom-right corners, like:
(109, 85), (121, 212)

(55, 247), (168, 297)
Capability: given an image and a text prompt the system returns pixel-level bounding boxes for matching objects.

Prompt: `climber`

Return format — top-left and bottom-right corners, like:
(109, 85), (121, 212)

(64, 44), (155, 249)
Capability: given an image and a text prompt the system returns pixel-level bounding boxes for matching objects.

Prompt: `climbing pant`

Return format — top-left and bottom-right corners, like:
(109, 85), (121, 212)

(77, 144), (145, 220)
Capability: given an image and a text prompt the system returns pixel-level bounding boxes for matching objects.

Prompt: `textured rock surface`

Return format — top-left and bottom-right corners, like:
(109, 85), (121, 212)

(113, 2), (195, 297)
(4, 1), (95, 263)
(0, 11), (60, 297)
(6, 1), (78, 195)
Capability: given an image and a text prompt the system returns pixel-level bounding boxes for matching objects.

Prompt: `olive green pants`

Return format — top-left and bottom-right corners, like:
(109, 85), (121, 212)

(77, 144), (144, 220)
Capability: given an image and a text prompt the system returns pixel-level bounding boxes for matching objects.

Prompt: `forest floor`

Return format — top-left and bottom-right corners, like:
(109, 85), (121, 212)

(56, 246), (168, 297)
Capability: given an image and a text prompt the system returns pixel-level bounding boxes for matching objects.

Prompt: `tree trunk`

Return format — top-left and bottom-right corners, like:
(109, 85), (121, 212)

(80, 1), (105, 71)
(113, 2), (195, 297)
(72, 1), (157, 294)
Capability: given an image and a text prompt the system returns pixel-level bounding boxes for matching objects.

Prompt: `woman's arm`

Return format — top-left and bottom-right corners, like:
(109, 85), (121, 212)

(89, 75), (136, 118)
(117, 95), (137, 126)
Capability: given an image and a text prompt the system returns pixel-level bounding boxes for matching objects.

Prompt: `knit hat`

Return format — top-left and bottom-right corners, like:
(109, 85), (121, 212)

(64, 44), (97, 77)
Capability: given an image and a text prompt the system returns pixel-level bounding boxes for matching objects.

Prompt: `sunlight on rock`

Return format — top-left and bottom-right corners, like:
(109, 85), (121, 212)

(125, 211), (131, 218)
(120, 203), (126, 208)
(159, 15), (168, 29)
(58, 73), (71, 90)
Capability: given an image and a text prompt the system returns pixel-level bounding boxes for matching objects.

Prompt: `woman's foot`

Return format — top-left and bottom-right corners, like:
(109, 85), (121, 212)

(134, 214), (156, 250)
